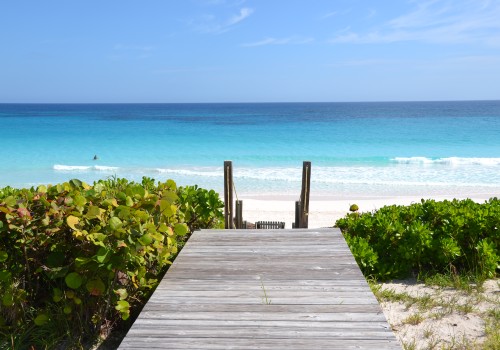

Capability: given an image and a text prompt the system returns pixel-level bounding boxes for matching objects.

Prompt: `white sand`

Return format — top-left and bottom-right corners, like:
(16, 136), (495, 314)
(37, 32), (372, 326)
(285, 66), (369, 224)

(377, 279), (500, 349)
(238, 194), (494, 228)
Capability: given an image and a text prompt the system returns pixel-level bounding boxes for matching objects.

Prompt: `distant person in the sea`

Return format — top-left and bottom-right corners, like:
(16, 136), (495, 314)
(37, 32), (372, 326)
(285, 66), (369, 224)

(93, 155), (98, 160)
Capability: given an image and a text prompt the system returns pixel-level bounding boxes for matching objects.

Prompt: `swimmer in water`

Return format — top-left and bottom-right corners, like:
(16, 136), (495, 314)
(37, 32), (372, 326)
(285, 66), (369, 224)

(93, 155), (98, 160)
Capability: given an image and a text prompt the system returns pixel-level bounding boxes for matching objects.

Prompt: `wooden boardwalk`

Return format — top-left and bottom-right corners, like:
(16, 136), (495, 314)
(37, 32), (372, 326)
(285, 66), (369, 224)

(119, 228), (401, 349)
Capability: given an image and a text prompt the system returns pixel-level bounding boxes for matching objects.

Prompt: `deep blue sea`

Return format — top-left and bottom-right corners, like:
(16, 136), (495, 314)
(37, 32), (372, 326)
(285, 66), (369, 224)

(1, 101), (500, 199)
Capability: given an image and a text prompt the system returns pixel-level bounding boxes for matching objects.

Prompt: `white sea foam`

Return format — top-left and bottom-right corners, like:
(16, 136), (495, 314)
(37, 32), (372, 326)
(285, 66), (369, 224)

(50, 162), (500, 199)
(391, 157), (500, 166)
(53, 165), (91, 171)
(154, 168), (221, 177)
(94, 165), (119, 171)
(53, 164), (119, 171)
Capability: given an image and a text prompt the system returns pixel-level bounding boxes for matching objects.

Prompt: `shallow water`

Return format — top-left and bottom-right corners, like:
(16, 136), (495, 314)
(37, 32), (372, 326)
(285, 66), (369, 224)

(1, 101), (499, 198)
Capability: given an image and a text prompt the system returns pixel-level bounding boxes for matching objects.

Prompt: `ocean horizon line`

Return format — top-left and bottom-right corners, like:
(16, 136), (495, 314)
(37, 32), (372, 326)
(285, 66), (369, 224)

(1, 99), (500, 105)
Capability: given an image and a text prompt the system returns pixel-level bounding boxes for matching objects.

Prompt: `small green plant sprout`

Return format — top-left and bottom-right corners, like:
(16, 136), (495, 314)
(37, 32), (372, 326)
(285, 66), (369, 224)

(403, 313), (424, 325)
(349, 204), (359, 212)
(260, 277), (272, 305)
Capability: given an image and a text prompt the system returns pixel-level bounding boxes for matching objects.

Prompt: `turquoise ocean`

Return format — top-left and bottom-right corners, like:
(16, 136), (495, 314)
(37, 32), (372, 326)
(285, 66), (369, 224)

(1, 101), (499, 199)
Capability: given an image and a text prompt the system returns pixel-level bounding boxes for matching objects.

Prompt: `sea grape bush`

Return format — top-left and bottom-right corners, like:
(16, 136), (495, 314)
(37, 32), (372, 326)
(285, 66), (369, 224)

(177, 185), (224, 232)
(0, 177), (223, 348)
(335, 198), (500, 281)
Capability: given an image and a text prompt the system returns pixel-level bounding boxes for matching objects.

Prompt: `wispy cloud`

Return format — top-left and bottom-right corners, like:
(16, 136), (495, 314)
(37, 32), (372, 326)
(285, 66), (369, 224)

(227, 7), (253, 25)
(321, 8), (351, 20)
(321, 11), (338, 20)
(329, 0), (500, 45)
(188, 7), (254, 34)
(241, 36), (314, 47)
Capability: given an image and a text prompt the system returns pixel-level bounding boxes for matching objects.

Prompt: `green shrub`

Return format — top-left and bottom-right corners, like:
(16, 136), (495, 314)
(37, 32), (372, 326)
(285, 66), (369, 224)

(0, 177), (223, 348)
(177, 185), (224, 233)
(335, 198), (500, 281)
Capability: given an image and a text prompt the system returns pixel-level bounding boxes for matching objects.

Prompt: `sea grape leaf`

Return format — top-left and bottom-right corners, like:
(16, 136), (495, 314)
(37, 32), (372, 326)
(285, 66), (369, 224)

(41, 215), (50, 226)
(0, 251), (7, 262)
(34, 314), (50, 326)
(166, 179), (177, 190)
(138, 234), (153, 246)
(134, 210), (149, 222)
(109, 217), (123, 231)
(96, 247), (110, 263)
(63, 305), (72, 314)
(115, 300), (130, 320)
(157, 223), (169, 233)
(67, 216), (79, 230)
(2, 293), (14, 306)
(126, 196), (134, 207)
(70, 179), (83, 188)
(75, 257), (90, 268)
(3, 196), (16, 207)
(151, 232), (164, 242)
(53, 288), (63, 302)
(74, 195), (87, 207)
(0, 270), (11, 282)
(37, 185), (47, 193)
(115, 288), (128, 300)
(102, 198), (118, 207)
(65, 272), (83, 289)
(162, 191), (178, 204)
(174, 223), (189, 236)
(86, 205), (102, 219)
(129, 185), (145, 199)
(86, 278), (105, 296)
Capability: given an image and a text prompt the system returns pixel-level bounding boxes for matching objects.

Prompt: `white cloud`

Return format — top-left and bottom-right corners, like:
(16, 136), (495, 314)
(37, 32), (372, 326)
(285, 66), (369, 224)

(189, 7), (254, 34)
(242, 36), (314, 47)
(321, 11), (338, 19)
(329, 0), (500, 45)
(227, 7), (253, 25)
(321, 8), (351, 20)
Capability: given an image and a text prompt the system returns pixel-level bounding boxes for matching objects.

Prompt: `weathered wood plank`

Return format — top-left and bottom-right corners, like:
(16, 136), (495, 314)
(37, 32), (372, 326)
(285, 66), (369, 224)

(118, 228), (401, 349)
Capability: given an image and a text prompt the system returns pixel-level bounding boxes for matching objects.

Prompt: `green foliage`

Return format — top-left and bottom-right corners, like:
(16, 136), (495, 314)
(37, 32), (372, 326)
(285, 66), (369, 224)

(0, 177), (223, 348)
(336, 198), (500, 281)
(177, 185), (224, 233)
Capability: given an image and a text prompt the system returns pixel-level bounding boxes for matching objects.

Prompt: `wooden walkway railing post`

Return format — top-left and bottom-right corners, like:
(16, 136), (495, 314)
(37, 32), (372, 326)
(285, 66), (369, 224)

(224, 161), (233, 229)
(293, 201), (300, 228)
(299, 161), (311, 228)
(235, 200), (243, 229)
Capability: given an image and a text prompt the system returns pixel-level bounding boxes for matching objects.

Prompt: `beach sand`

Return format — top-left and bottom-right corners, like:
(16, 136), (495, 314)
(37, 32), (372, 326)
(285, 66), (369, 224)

(239, 194), (495, 229)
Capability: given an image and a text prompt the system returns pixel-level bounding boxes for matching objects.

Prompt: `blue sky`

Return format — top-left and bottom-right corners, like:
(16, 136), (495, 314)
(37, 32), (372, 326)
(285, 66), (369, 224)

(1, 0), (499, 103)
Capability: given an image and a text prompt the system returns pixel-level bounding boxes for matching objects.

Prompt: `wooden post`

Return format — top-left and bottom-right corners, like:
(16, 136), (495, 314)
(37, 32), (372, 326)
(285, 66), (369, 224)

(299, 161), (311, 228)
(224, 161), (233, 229)
(235, 200), (243, 229)
(294, 201), (300, 229)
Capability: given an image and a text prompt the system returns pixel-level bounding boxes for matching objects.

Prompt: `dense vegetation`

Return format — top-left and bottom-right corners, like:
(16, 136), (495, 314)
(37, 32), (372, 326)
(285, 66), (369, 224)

(0, 177), (223, 349)
(336, 198), (500, 281)
(3, 178), (499, 348)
